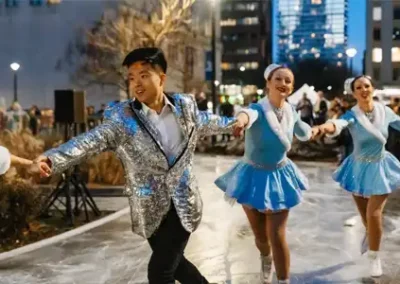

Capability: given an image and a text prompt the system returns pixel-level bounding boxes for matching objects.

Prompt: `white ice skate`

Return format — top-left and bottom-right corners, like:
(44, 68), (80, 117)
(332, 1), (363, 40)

(368, 251), (383, 277)
(260, 254), (273, 283)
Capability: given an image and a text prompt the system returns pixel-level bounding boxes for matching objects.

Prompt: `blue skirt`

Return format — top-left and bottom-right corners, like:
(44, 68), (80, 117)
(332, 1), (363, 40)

(333, 151), (400, 197)
(214, 158), (308, 211)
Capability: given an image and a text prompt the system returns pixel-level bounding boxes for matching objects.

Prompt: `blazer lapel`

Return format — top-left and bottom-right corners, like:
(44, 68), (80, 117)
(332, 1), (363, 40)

(168, 95), (194, 166)
(130, 100), (167, 156)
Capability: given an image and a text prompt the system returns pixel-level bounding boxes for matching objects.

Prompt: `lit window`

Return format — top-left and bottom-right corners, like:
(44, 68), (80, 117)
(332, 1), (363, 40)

(311, 0), (322, 4)
(394, 28), (400, 40)
(235, 3), (258, 11)
(337, 62), (342, 67)
(311, 9), (318, 15)
(221, 19), (237, 26)
(315, 53), (320, 58)
(372, 48), (382, 63)
(238, 17), (259, 25)
(338, 53), (343, 58)
(392, 47), (400, 62)
(373, 7), (382, 21)
(311, 33), (316, 38)
(239, 62), (259, 70)
(236, 48), (258, 55)
(250, 62), (259, 69)
(221, 62), (235, 70)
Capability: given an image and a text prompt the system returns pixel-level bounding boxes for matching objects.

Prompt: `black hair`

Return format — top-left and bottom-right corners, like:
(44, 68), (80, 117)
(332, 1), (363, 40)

(122, 47), (167, 73)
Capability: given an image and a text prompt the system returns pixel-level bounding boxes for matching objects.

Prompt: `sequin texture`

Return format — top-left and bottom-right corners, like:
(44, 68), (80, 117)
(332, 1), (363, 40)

(44, 94), (236, 238)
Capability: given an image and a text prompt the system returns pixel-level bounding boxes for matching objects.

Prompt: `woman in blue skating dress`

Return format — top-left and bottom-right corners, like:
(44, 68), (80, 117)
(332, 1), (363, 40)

(215, 64), (314, 284)
(313, 76), (400, 278)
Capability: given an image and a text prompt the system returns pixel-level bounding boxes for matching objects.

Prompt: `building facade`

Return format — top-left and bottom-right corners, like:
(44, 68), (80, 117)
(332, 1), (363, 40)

(276, 0), (348, 67)
(219, 0), (272, 100)
(366, 0), (400, 89)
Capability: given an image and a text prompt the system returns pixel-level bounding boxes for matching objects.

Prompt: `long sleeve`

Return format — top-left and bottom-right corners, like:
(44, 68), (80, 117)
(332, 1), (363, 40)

(193, 97), (237, 137)
(237, 104), (259, 129)
(326, 111), (354, 138)
(387, 107), (400, 131)
(44, 120), (123, 175)
(293, 108), (312, 141)
(0, 146), (11, 175)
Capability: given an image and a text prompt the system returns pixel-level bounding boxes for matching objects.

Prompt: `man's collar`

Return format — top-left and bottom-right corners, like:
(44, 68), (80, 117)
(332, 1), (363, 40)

(138, 94), (176, 115)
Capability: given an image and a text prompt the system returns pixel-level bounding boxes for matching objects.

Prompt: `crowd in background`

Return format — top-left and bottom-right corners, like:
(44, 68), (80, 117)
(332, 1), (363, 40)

(1, 91), (399, 163)
(0, 101), (108, 135)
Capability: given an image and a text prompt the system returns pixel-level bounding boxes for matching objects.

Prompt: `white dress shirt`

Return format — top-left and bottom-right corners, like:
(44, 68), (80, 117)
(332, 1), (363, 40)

(0, 146), (11, 175)
(141, 96), (183, 157)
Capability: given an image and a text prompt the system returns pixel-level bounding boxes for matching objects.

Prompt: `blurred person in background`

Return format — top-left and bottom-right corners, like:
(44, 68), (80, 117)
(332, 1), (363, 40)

(220, 95), (234, 142)
(296, 93), (314, 126)
(28, 105), (41, 135)
(314, 91), (329, 125)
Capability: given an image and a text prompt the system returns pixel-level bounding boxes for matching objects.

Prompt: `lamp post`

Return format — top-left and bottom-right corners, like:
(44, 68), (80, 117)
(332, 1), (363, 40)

(10, 62), (20, 102)
(346, 48), (357, 76)
(210, 0), (218, 115)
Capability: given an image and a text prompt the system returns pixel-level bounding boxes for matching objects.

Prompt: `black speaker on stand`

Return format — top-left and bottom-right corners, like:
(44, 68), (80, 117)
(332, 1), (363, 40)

(40, 90), (100, 226)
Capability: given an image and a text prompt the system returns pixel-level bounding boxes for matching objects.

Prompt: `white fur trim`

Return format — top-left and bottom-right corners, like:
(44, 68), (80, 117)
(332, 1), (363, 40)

(237, 108), (259, 129)
(0, 146), (11, 175)
(259, 97), (292, 151)
(352, 102), (386, 144)
(264, 64), (282, 80)
(325, 119), (351, 138)
(295, 128), (312, 141)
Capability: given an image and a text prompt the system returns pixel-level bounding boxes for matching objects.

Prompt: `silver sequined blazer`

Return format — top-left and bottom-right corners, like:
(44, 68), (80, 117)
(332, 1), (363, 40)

(44, 94), (235, 238)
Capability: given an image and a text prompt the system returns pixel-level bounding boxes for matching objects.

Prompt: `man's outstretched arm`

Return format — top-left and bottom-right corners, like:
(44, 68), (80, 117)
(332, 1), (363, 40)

(35, 120), (123, 175)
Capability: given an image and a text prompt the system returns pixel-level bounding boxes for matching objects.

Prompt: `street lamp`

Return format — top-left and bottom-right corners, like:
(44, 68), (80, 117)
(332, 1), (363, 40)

(10, 62), (20, 102)
(210, 0), (218, 115)
(346, 48), (357, 75)
(240, 66), (246, 72)
(209, 0), (218, 146)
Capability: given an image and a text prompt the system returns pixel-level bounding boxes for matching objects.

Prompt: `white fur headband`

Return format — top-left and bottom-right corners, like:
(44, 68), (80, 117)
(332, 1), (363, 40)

(264, 64), (284, 81)
(344, 77), (355, 95)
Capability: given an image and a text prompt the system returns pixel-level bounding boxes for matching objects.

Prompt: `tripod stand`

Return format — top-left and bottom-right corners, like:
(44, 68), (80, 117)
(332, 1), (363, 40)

(40, 123), (101, 226)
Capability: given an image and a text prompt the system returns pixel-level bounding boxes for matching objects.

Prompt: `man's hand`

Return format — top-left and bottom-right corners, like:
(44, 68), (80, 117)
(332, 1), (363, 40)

(28, 161), (52, 178)
(33, 156), (52, 178)
(310, 126), (322, 140)
(233, 112), (249, 137)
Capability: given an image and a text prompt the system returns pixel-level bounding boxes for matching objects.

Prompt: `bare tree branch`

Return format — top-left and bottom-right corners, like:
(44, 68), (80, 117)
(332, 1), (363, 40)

(57, 0), (206, 98)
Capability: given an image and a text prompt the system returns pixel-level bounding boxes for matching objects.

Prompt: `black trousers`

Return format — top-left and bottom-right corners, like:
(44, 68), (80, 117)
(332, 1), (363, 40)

(147, 205), (209, 284)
